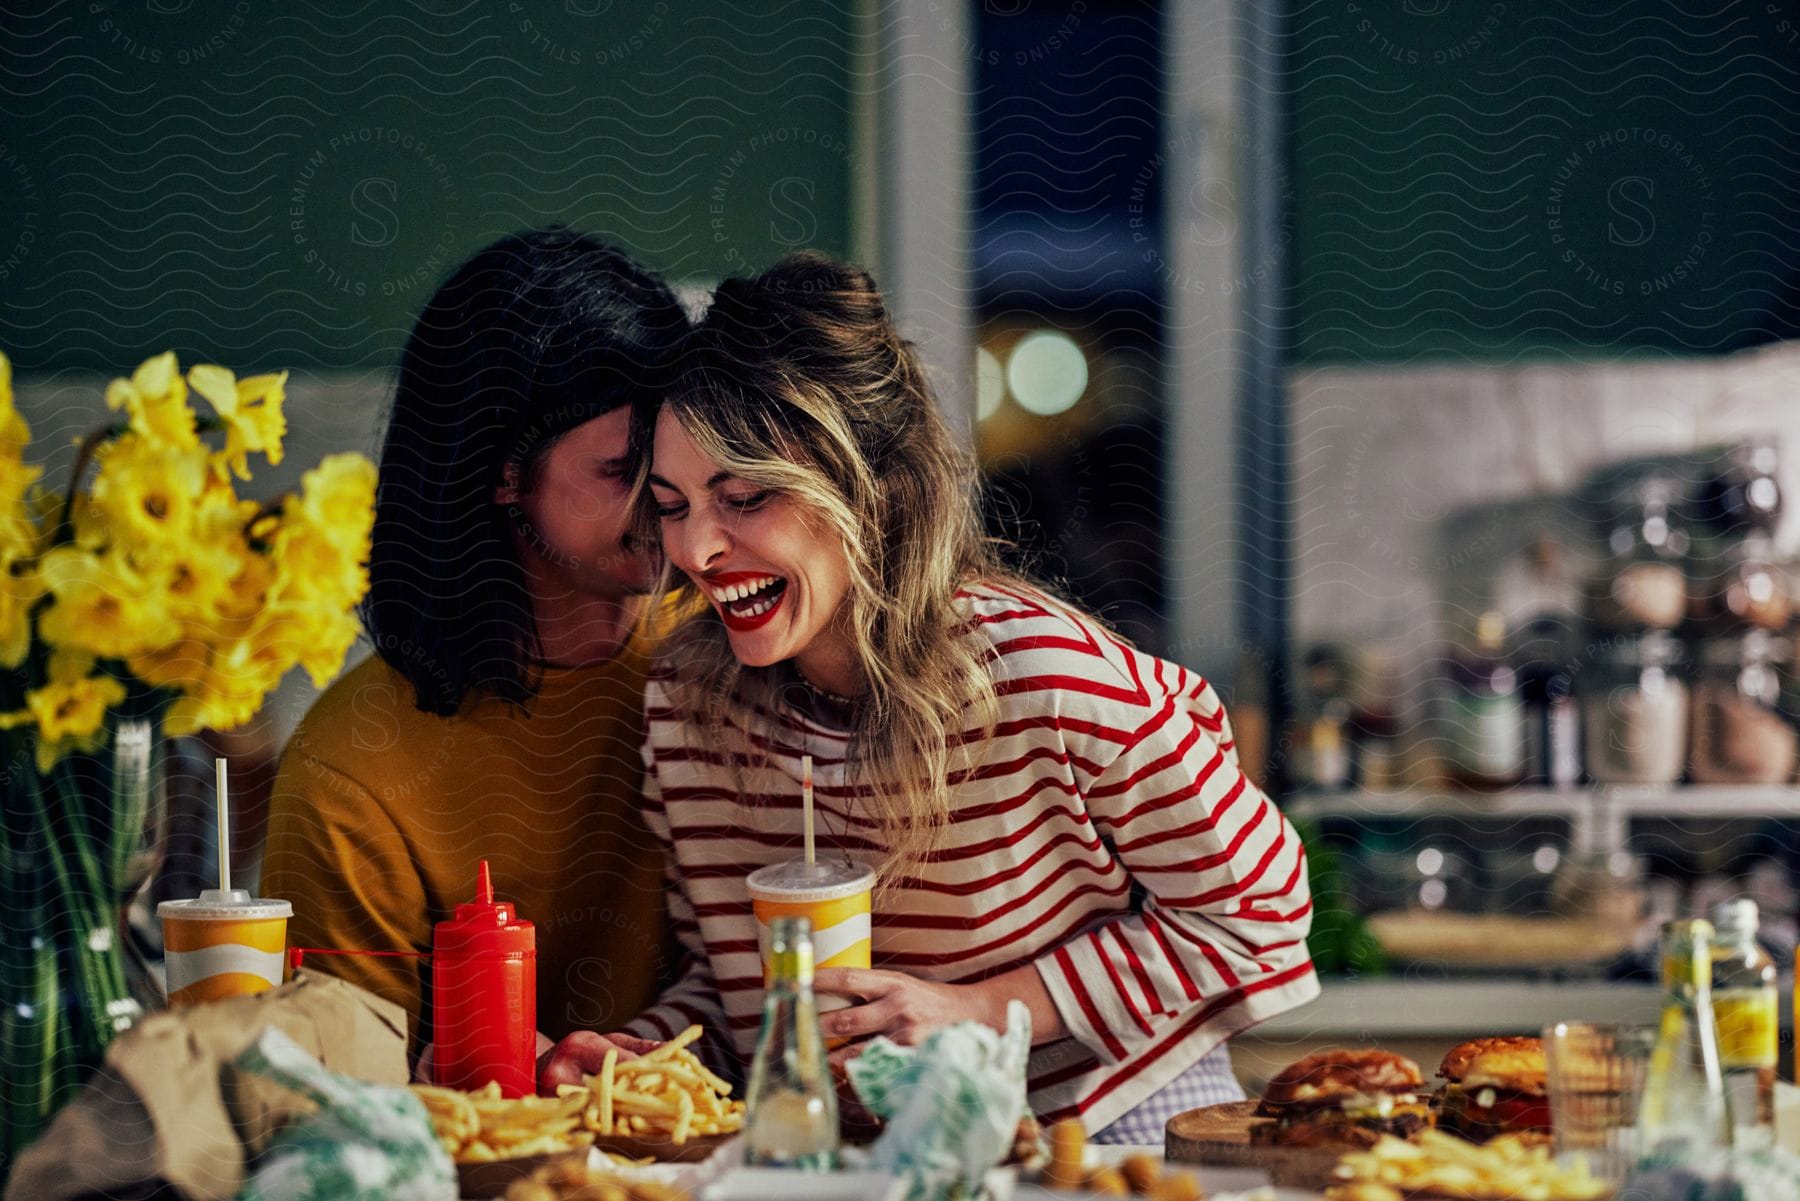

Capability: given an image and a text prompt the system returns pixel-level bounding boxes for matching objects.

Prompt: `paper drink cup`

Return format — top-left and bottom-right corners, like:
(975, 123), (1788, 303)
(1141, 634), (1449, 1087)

(158, 888), (293, 1007)
(746, 860), (874, 1012)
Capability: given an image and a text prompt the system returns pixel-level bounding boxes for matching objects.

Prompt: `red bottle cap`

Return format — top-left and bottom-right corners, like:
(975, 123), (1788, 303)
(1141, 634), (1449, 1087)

(434, 860), (535, 959)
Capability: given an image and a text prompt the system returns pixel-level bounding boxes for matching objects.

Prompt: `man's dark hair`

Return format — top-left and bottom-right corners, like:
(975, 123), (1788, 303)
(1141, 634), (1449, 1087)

(363, 227), (687, 714)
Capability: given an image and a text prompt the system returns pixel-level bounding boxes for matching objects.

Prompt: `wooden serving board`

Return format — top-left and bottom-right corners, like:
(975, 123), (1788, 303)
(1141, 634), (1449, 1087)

(1164, 1101), (1340, 1190)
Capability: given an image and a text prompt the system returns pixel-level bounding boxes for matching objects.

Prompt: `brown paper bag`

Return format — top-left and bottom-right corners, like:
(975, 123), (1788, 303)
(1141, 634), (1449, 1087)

(5, 971), (409, 1201)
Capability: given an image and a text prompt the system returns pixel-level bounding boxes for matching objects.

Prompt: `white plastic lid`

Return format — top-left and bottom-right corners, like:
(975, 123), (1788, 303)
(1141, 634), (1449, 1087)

(157, 888), (293, 921)
(746, 859), (874, 904)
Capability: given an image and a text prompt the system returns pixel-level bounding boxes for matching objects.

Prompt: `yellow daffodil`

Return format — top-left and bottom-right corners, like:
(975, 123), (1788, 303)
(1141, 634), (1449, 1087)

(127, 633), (210, 693)
(0, 350), (31, 461)
(292, 453), (376, 550)
(85, 435), (208, 555)
(0, 346), (375, 749)
(189, 364), (287, 480)
(0, 458), (43, 561)
(105, 351), (198, 450)
(0, 556), (39, 668)
(271, 524), (367, 611)
(0, 663), (130, 772)
(293, 608), (360, 689)
(36, 546), (171, 659)
(161, 620), (292, 738)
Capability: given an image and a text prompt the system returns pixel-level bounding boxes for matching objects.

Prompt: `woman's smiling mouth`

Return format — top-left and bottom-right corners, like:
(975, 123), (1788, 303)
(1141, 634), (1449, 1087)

(703, 570), (790, 631)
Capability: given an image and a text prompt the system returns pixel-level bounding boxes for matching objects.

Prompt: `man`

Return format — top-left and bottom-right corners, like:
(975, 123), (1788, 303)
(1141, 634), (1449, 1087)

(262, 228), (687, 1057)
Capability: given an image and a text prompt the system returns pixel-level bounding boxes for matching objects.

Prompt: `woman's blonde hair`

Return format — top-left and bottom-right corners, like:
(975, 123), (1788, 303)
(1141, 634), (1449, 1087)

(636, 252), (1019, 873)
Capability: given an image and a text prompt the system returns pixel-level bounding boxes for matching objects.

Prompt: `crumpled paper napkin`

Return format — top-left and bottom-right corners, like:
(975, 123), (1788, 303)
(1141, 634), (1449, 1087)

(1624, 1142), (1800, 1201)
(847, 1001), (1032, 1201)
(233, 1026), (455, 1201)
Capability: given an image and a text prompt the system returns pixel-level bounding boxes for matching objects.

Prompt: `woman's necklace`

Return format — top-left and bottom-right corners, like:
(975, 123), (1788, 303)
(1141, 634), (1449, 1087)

(782, 664), (862, 722)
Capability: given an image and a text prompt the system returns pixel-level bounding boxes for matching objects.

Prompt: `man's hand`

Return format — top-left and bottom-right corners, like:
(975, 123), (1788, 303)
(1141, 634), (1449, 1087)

(537, 1030), (663, 1095)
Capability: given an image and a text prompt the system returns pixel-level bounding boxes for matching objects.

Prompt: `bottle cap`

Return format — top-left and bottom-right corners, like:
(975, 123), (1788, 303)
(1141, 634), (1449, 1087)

(434, 860), (535, 959)
(1710, 897), (1759, 937)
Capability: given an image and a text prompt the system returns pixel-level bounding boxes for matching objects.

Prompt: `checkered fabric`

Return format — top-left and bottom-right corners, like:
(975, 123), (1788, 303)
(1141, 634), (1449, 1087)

(1089, 1041), (1245, 1145)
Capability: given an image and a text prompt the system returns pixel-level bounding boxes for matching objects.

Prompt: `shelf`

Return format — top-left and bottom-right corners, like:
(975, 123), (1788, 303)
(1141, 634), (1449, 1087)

(1286, 785), (1800, 852)
(1246, 978), (1669, 1038)
(1287, 788), (1590, 822)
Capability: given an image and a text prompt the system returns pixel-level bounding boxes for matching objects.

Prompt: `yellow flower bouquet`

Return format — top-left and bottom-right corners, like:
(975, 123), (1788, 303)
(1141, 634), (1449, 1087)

(0, 348), (375, 1162)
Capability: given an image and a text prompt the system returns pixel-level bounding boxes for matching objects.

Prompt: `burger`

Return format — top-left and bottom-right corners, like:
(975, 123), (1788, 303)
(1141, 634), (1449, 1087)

(1436, 1036), (1550, 1143)
(1250, 1048), (1433, 1149)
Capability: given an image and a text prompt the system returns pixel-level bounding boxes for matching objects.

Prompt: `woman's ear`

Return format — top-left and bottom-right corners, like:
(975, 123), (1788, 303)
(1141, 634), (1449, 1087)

(494, 459), (521, 505)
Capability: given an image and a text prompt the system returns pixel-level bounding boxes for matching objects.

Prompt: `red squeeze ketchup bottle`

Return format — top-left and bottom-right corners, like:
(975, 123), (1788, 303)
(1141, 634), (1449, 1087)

(433, 861), (537, 1097)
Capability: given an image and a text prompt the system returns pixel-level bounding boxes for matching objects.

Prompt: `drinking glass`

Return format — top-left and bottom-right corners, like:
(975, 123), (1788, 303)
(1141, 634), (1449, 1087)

(1543, 1021), (1657, 1184)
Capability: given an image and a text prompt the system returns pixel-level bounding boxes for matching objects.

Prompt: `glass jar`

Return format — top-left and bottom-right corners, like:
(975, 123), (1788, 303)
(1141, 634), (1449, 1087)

(1435, 611), (1525, 789)
(1588, 471), (1690, 631)
(1688, 532), (1793, 634)
(1694, 436), (1782, 537)
(1688, 631), (1797, 785)
(1582, 631), (1688, 785)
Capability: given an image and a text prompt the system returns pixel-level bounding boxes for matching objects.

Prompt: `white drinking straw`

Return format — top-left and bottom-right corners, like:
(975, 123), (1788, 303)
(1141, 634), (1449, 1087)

(802, 753), (815, 867)
(216, 756), (231, 893)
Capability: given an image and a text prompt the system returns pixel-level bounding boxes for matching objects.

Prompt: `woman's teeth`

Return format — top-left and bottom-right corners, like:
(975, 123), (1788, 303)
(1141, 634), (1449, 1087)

(709, 575), (787, 617)
(709, 575), (779, 604)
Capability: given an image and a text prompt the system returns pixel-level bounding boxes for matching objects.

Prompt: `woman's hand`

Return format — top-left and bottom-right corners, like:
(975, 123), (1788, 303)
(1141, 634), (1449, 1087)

(813, 963), (1068, 1053)
(536, 1030), (664, 1095)
(812, 967), (1004, 1047)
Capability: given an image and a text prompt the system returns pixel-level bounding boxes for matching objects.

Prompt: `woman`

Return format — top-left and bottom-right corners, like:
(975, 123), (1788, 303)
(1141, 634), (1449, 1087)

(548, 253), (1318, 1139)
(263, 228), (689, 1058)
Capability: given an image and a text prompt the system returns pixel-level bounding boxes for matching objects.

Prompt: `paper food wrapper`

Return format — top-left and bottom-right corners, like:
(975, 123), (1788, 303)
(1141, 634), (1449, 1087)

(1777, 1081), (1800, 1156)
(5, 970), (409, 1201)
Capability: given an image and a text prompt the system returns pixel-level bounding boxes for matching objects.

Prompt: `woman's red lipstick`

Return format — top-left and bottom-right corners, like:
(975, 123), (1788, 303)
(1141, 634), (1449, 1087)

(701, 570), (789, 633)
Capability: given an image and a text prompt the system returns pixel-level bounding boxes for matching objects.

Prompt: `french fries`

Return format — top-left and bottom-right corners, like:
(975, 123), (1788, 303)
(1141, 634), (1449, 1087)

(412, 1026), (745, 1166)
(413, 1080), (601, 1164)
(581, 1026), (745, 1146)
(1328, 1130), (1610, 1201)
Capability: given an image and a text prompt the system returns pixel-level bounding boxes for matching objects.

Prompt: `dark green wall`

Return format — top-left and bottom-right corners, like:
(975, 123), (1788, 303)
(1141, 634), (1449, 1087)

(0, 1), (853, 372)
(1290, 2), (1800, 364)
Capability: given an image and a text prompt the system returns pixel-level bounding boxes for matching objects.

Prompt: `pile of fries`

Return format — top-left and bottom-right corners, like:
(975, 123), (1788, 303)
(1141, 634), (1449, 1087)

(412, 1082), (603, 1164)
(1327, 1131), (1610, 1201)
(412, 1026), (744, 1165)
(568, 1026), (746, 1146)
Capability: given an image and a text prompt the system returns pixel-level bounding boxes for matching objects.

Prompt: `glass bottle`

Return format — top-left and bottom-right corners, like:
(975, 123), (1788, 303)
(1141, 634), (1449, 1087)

(1581, 632), (1688, 786)
(1709, 899), (1777, 1147)
(1437, 611), (1525, 789)
(1637, 918), (1732, 1157)
(742, 916), (838, 1170)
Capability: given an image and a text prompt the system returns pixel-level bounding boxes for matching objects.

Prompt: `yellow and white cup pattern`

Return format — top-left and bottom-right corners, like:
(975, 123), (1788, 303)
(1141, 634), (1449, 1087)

(746, 861), (874, 1016)
(158, 891), (292, 1007)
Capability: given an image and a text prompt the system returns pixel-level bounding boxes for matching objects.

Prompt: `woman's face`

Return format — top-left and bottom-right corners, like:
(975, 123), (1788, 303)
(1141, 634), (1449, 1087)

(501, 406), (658, 599)
(649, 409), (857, 686)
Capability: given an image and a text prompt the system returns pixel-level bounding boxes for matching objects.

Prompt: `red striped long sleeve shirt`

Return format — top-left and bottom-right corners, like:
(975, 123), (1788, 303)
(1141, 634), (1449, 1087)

(621, 582), (1319, 1133)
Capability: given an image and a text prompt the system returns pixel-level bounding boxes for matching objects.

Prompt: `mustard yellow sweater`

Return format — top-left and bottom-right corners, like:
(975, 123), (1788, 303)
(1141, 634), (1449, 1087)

(261, 627), (667, 1055)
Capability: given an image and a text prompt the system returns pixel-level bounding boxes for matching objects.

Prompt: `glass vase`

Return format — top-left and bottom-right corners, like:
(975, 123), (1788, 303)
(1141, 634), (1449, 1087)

(0, 718), (164, 1178)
